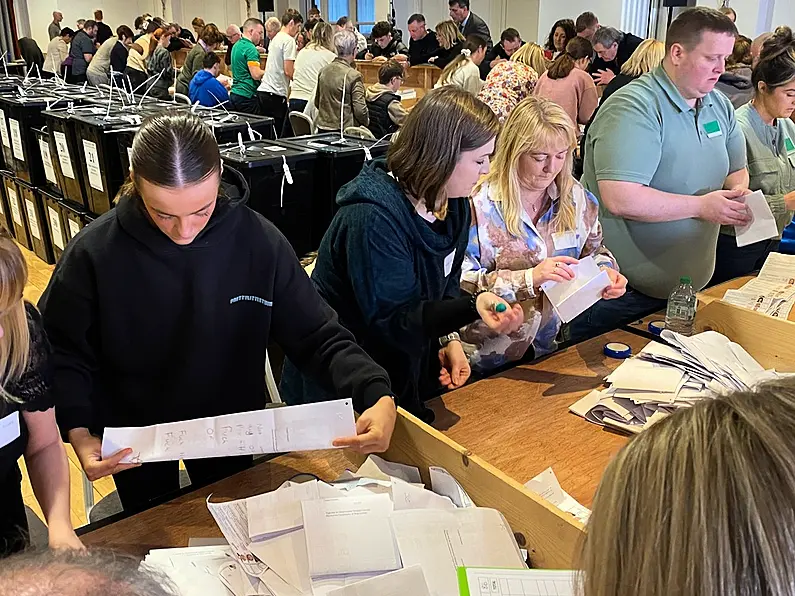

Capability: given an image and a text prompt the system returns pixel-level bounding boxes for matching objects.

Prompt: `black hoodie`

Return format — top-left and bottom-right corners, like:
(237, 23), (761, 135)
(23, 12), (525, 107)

(38, 168), (392, 436)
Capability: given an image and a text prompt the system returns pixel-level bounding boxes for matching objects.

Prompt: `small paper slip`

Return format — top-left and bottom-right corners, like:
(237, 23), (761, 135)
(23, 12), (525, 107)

(457, 568), (577, 596)
(735, 190), (779, 248)
(605, 359), (685, 393)
(391, 477), (456, 511)
(540, 256), (611, 323)
(429, 466), (474, 508)
(524, 468), (590, 524)
(327, 566), (431, 596)
(354, 454), (422, 484)
(101, 399), (356, 463)
(391, 508), (526, 596)
(247, 479), (320, 540)
(302, 494), (402, 577)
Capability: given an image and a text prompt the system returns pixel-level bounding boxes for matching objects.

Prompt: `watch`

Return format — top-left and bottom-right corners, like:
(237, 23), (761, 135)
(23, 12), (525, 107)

(439, 332), (461, 347)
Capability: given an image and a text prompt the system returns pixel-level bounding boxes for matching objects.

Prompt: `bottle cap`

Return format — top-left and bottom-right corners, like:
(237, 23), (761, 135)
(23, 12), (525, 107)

(680, 276), (691, 284)
(495, 303), (507, 313)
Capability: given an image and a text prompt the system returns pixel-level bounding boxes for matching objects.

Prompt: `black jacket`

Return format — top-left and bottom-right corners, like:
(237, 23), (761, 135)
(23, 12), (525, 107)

(96, 22), (113, 45)
(38, 168), (392, 436)
(432, 42), (463, 70)
(590, 32), (643, 76)
(461, 12), (493, 79)
(482, 40), (524, 77)
(367, 91), (400, 138)
(409, 31), (440, 65)
(357, 38), (408, 60)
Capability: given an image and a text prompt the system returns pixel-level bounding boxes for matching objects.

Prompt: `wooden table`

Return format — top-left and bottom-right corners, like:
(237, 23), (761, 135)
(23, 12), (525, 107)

(355, 61), (441, 90)
(428, 329), (650, 507)
(80, 451), (351, 555)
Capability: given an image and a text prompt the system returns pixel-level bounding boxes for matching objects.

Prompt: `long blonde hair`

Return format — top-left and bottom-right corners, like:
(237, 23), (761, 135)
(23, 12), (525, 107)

(512, 42), (548, 75)
(0, 230), (30, 402)
(308, 21), (335, 52)
(477, 96), (577, 237)
(435, 20), (464, 50)
(579, 379), (795, 596)
(620, 38), (664, 77)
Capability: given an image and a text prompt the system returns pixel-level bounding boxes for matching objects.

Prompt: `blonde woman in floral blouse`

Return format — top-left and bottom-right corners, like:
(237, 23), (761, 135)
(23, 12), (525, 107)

(460, 97), (627, 371)
(479, 43), (548, 123)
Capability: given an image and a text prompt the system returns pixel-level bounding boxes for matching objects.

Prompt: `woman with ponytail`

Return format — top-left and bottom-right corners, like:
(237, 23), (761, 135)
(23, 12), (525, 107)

(533, 36), (598, 127)
(0, 231), (82, 556)
(434, 34), (488, 96)
(712, 26), (795, 284)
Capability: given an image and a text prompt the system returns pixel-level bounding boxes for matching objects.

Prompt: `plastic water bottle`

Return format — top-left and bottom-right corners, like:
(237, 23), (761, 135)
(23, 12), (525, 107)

(665, 276), (697, 336)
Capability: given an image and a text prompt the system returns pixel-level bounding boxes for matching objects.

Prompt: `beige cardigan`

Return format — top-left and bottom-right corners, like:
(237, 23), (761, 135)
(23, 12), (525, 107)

(313, 58), (369, 132)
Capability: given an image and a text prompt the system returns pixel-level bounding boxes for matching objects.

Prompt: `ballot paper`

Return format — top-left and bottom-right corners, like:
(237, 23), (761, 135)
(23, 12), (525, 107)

(457, 568), (577, 596)
(207, 496), (267, 578)
(326, 565), (431, 596)
(354, 454), (422, 484)
(721, 252), (795, 319)
(540, 256), (611, 323)
(735, 190), (779, 248)
(391, 508), (527, 596)
(141, 545), (237, 596)
(101, 399), (356, 463)
(524, 468), (590, 525)
(429, 466), (475, 508)
(248, 528), (311, 594)
(569, 329), (785, 433)
(247, 479), (320, 540)
(302, 494), (402, 577)
(391, 477), (456, 511)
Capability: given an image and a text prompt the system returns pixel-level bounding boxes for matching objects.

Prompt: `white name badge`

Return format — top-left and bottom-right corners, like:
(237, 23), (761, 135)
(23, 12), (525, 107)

(552, 231), (578, 250)
(444, 248), (456, 278)
(0, 411), (20, 449)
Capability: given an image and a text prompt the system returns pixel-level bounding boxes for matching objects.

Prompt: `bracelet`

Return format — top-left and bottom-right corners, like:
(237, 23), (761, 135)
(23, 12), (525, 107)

(471, 289), (488, 314)
(439, 332), (461, 347)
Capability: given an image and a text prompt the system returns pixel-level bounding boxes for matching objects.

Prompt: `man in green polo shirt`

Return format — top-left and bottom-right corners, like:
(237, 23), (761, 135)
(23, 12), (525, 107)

(573, 7), (751, 341)
(230, 18), (266, 115)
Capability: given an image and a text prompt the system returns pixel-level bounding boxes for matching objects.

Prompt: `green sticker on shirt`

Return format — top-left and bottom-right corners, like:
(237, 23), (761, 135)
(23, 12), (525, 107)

(704, 120), (722, 138)
(786, 137), (795, 153)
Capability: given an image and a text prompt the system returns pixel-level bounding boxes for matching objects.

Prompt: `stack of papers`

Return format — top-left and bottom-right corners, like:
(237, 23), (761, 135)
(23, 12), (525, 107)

(722, 252), (795, 319)
(540, 256), (611, 323)
(569, 329), (785, 433)
(141, 545), (241, 596)
(204, 455), (526, 596)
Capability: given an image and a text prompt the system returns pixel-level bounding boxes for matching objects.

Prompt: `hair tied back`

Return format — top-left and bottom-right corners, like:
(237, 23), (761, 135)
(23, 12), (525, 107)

(461, 48), (471, 57)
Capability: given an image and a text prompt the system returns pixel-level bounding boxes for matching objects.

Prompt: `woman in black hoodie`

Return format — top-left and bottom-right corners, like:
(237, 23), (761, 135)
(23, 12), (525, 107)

(281, 87), (524, 420)
(38, 112), (397, 510)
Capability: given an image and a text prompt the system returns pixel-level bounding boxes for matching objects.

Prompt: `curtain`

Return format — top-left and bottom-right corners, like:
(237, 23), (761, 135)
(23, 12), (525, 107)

(621, 0), (653, 38)
(0, 0), (14, 62)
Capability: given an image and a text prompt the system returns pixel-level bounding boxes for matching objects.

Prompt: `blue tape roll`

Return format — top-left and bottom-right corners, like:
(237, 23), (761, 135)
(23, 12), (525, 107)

(648, 320), (666, 336)
(604, 342), (632, 359)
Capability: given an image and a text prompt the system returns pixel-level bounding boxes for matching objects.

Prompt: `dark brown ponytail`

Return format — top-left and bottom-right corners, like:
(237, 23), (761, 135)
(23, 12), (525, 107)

(547, 36), (593, 80)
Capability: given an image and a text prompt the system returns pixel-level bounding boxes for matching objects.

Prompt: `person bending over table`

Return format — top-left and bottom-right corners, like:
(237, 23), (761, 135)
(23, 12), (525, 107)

(477, 45), (540, 124)
(0, 231), (82, 556)
(580, 378), (795, 595)
(712, 26), (795, 285)
(429, 20), (464, 70)
(280, 87), (524, 420)
(460, 97), (626, 373)
(39, 112), (397, 512)
(434, 35), (489, 96)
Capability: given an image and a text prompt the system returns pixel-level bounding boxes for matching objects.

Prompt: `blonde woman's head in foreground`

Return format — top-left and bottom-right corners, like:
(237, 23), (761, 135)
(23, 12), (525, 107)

(579, 379), (795, 596)
(479, 96), (577, 237)
(0, 229), (29, 402)
(620, 38), (665, 77)
(511, 42), (548, 75)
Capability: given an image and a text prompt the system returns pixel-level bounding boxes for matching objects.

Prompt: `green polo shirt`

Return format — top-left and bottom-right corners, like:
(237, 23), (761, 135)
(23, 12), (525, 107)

(581, 65), (747, 299)
(230, 37), (261, 100)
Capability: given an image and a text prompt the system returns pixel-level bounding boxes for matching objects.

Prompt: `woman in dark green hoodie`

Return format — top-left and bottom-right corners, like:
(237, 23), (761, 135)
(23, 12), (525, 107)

(281, 87), (524, 420)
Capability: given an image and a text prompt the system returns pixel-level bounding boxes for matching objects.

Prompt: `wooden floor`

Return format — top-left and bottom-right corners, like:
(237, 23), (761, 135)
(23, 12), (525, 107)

(19, 246), (116, 528)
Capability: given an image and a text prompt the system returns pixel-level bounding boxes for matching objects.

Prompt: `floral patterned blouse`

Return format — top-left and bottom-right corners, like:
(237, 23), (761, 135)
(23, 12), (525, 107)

(460, 179), (617, 371)
(477, 61), (539, 123)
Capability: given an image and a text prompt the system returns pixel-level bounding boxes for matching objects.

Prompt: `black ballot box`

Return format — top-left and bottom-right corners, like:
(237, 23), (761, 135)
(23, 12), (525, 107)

(43, 106), (91, 208)
(219, 140), (318, 258)
(0, 169), (16, 234)
(41, 188), (68, 261)
(277, 133), (390, 247)
(1, 173), (31, 249)
(60, 199), (89, 244)
(34, 127), (62, 197)
(17, 179), (55, 264)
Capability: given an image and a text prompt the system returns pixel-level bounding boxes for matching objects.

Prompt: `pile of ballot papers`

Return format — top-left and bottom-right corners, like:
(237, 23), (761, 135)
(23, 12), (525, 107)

(721, 252), (795, 319)
(141, 455), (528, 596)
(569, 329), (788, 433)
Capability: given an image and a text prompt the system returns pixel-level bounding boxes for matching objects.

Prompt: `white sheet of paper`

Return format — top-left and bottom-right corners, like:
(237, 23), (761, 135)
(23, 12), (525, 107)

(9, 118), (23, 161)
(24, 199), (41, 240)
(101, 400), (356, 463)
(247, 479), (320, 540)
(391, 508), (526, 596)
(540, 257), (611, 323)
(0, 109), (9, 148)
(0, 411), (20, 449)
(206, 496), (266, 578)
(461, 568), (576, 596)
(524, 468), (590, 524)
(735, 190), (779, 248)
(142, 545), (235, 596)
(355, 455), (422, 484)
(326, 566), (431, 596)
(391, 477), (456, 511)
(7, 187), (21, 226)
(429, 466), (474, 508)
(48, 206), (65, 250)
(82, 139), (104, 191)
(249, 528), (311, 594)
(53, 131), (75, 179)
(39, 138), (57, 184)
(68, 218), (80, 239)
(302, 494), (401, 577)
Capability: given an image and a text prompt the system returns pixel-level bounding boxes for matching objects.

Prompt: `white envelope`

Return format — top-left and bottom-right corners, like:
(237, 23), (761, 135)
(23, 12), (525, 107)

(735, 190), (779, 248)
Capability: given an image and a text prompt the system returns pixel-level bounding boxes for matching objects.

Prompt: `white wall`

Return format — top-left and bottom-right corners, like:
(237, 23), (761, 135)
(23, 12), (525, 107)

(697, 0), (764, 36)
(770, 0), (795, 30)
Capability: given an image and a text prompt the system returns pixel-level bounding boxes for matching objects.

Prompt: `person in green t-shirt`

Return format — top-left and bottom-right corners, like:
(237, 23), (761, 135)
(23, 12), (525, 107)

(230, 18), (266, 115)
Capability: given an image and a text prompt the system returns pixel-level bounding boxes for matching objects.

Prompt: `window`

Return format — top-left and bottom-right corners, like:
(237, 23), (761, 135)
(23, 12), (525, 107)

(357, 0), (376, 35)
(320, 0), (376, 35)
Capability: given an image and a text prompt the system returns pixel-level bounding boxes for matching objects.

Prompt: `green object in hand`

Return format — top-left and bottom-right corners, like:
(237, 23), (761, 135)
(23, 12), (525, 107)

(495, 303), (507, 313)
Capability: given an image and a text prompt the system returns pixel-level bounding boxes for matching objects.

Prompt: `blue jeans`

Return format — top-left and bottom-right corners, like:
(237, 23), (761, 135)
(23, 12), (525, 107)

(568, 287), (667, 344)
